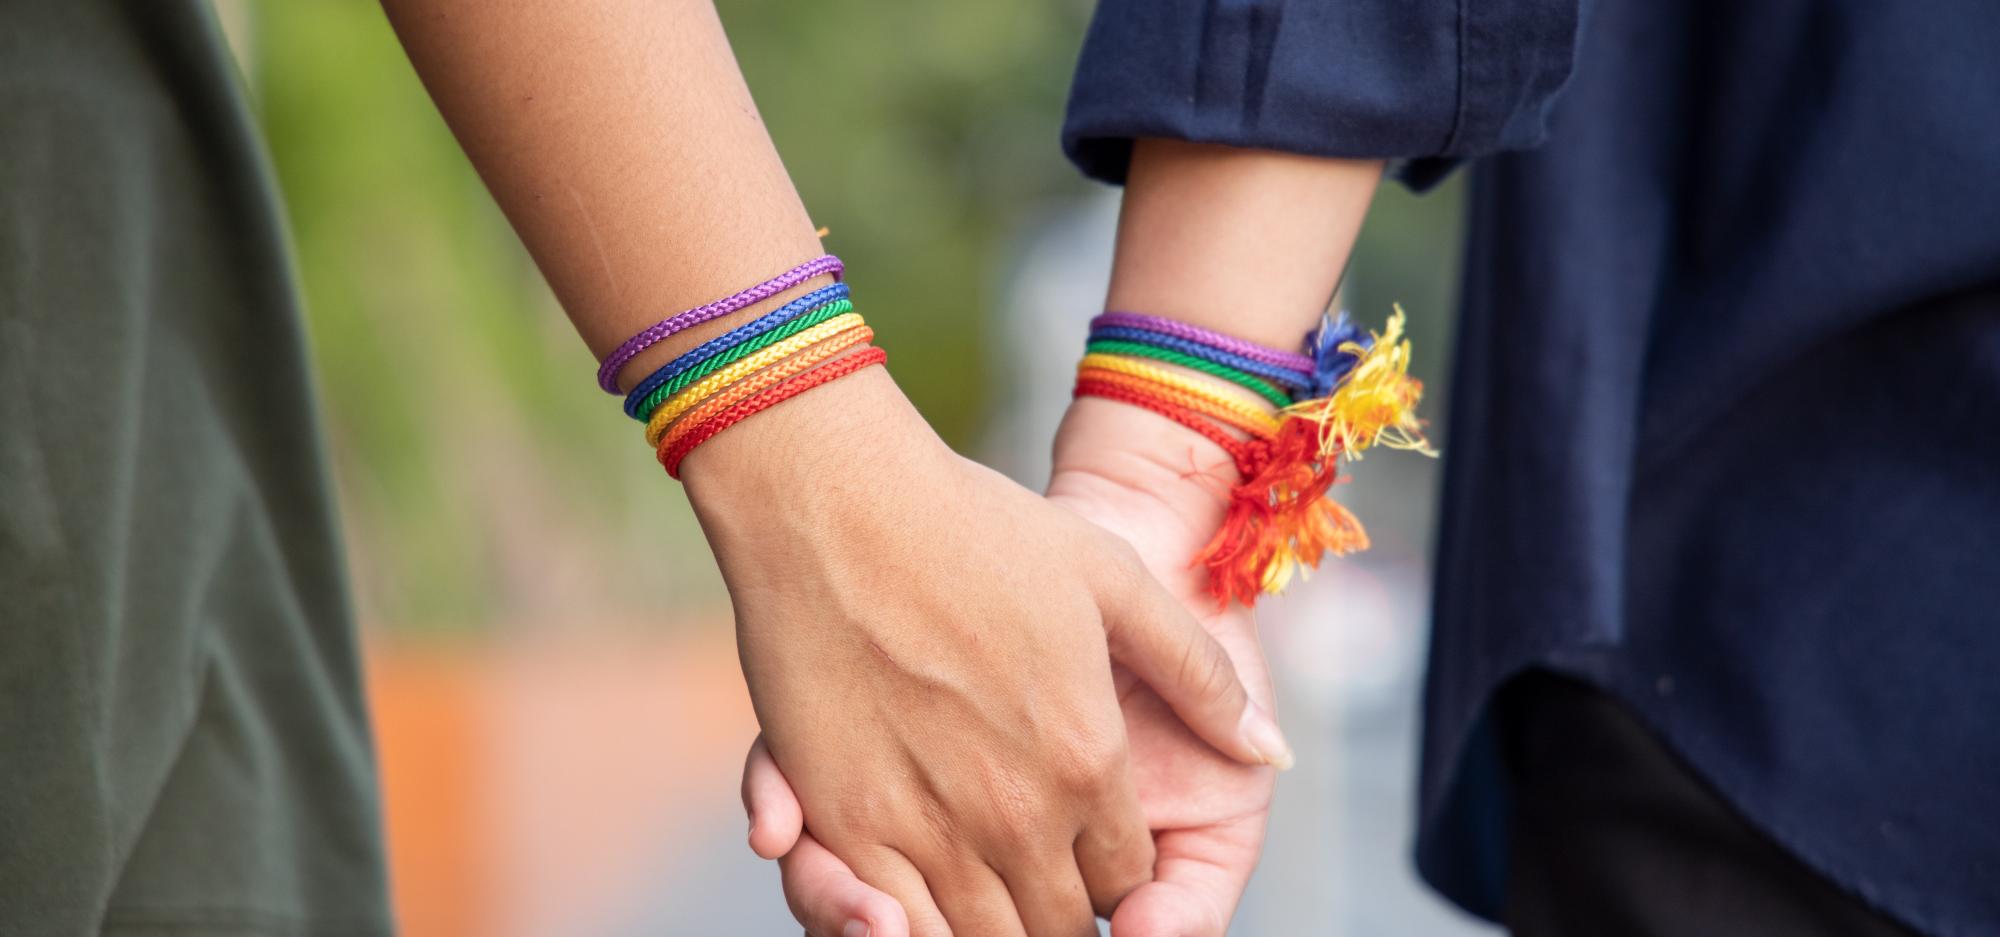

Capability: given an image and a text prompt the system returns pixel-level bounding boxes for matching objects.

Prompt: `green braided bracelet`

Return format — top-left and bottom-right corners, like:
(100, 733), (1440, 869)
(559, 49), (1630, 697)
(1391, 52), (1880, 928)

(635, 298), (855, 419)
(1084, 339), (1293, 407)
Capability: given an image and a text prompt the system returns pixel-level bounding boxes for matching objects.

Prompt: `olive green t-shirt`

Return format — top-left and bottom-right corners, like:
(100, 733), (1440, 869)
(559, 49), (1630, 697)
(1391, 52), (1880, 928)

(0, 3), (392, 934)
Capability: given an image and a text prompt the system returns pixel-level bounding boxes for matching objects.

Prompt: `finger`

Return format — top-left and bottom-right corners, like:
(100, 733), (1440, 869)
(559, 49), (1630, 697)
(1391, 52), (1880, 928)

(993, 850), (1097, 937)
(742, 735), (805, 860)
(780, 831), (910, 937)
(844, 846), (953, 937)
(923, 859), (1029, 937)
(1073, 777), (1155, 917)
(1095, 558), (1292, 769)
(1108, 877), (1227, 937)
(1108, 825), (1261, 937)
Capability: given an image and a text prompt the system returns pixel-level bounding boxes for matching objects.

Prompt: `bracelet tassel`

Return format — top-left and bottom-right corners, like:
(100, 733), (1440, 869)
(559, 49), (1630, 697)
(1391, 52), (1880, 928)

(1190, 307), (1435, 605)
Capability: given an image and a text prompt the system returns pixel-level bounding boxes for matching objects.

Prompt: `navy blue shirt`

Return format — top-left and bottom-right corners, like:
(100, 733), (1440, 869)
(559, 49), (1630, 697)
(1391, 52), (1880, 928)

(1065, 2), (2000, 934)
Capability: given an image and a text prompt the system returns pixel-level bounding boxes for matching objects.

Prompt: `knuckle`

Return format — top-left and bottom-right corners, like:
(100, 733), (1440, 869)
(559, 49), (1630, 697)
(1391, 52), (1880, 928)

(986, 816), (1048, 858)
(1102, 533), (1145, 569)
(1099, 536), (1148, 585)
(1085, 847), (1154, 916)
(1178, 634), (1240, 707)
(977, 764), (1050, 838)
(955, 758), (1081, 851)
(911, 787), (963, 851)
(1049, 722), (1127, 794)
(816, 781), (897, 843)
(1090, 874), (1147, 920)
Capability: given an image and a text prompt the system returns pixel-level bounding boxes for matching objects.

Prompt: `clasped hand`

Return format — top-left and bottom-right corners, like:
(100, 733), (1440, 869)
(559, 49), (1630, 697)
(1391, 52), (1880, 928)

(692, 380), (1281, 936)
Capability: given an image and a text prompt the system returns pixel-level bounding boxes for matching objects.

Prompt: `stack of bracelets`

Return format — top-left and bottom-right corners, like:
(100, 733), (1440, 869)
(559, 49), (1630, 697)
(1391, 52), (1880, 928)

(597, 254), (1430, 608)
(1074, 309), (1435, 607)
(597, 254), (885, 479)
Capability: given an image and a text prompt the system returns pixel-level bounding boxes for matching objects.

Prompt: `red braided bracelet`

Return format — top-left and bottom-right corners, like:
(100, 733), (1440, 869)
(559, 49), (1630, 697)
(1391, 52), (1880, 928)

(1072, 378), (1254, 465)
(659, 346), (889, 478)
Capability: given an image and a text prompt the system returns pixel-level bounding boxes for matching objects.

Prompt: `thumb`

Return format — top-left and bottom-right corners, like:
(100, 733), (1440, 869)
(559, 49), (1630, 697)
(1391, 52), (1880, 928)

(1096, 556), (1293, 770)
(1109, 824), (1261, 937)
(741, 734), (806, 860)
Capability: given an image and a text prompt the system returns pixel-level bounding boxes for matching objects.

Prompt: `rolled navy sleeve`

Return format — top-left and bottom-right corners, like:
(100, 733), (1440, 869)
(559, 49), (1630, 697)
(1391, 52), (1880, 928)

(1062, 0), (1583, 189)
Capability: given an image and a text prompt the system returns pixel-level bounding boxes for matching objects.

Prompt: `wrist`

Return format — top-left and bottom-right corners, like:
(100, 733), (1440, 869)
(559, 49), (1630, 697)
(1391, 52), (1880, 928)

(680, 367), (954, 564)
(1049, 395), (1238, 525)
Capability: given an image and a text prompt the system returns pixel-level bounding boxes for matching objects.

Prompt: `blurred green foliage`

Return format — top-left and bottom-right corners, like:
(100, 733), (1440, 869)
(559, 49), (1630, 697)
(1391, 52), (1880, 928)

(233, 0), (1095, 630)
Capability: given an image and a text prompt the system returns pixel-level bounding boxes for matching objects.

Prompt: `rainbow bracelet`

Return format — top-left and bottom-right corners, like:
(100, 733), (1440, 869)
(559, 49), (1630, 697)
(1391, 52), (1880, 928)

(623, 283), (850, 419)
(644, 313), (869, 446)
(660, 346), (888, 479)
(1076, 353), (1282, 435)
(629, 295), (855, 421)
(1086, 324), (1315, 389)
(1073, 308), (1434, 606)
(655, 322), (877, 452)
(599, 258), (884, 481)
(1083, 338), (1292, 407)
(1094, 311), (1317, 372)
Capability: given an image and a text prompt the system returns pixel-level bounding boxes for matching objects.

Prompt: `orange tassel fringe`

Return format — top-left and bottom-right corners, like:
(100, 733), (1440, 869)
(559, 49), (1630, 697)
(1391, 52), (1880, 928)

(1191, 308), (1436, 606)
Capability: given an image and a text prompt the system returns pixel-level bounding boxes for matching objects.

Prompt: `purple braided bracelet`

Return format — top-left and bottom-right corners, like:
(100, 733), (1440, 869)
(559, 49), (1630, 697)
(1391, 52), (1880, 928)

(1091, 311), (1316, 373)
(596, 254), (845, 393)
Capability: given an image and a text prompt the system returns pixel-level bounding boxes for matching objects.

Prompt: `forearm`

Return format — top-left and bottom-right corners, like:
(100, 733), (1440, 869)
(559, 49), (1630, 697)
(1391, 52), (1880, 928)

(1064, 139), (1382, 475)
(1107, 139), (1381, 350)
(379, 0), (826, 383)
(382, 0), (926, 508)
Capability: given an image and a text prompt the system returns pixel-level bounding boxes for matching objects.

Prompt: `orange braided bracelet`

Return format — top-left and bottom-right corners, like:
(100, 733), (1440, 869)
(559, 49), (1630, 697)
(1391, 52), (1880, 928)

(653, 324), (875, 451)
(1071, 378), (1253, 463)
(1073, 366), (1282, 439)
(659, 346), (888, 478)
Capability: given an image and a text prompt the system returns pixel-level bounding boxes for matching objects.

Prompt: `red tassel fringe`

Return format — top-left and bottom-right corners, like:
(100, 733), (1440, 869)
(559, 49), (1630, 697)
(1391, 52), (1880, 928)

(1194, 418), (1370, 606)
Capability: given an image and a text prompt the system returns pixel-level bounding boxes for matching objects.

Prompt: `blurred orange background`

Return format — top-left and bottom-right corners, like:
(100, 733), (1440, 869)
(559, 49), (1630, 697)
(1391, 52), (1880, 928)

(368, 628), (757, 936)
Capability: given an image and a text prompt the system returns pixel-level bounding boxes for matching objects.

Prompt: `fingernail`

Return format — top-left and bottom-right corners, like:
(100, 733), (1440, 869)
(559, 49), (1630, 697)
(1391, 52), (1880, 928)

(842, 921), (871, 937)
(1240, 703), (1295, 771)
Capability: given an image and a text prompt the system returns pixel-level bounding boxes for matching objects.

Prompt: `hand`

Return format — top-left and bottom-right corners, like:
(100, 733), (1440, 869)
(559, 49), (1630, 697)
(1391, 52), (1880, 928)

(1048, 398), (1280, 937)
(689, 372), (1287, 937)
(740, 394), (1282, 937)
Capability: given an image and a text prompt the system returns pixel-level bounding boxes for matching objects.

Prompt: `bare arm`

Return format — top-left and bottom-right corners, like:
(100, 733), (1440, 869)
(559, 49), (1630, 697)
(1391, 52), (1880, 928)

(1061, 138), (1384, 487)
(1110, 139), (1380, 377)
(381, 0), (822, 371)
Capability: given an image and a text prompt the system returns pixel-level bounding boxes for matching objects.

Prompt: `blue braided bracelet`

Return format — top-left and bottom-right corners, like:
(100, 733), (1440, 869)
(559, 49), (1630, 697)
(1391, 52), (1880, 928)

(1086, 325), (1316, 388)
(622, 283), (851, 419)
